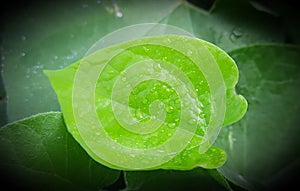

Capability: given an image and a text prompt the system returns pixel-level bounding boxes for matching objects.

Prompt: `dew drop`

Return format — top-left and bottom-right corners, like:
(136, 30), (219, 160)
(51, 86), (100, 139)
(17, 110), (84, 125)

(200, 112), (205, 118)
(21, 35), (26, 41)
(150, 87), (156, 92)
(20, 52), (26, 57)
(153, 63), (162, 72)
(135, 109), (145, 120)
(53, 55), (58, 60)
(168, 123), (176, 128)
(187, 49), (193, 56)
(121, 77), (127, 82)
(116, 11), (123, 18)
(166, 106), (174, 113)
(230, 27), (243, 41)
(233, 28), (243, 37)
(188, 118), (197, 125)
(143, 46), (150, 52)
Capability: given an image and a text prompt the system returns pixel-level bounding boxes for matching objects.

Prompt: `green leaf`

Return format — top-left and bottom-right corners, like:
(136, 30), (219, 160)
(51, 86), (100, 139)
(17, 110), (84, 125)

(1, 0), (282, 122)
(45, 34), (246, 170)
(124, 168), (232, 191)
(0, 70), (6, 126)
(215, 44), (300, 190)
(0, 112), (120, 191)
(0, 0), (294, 189)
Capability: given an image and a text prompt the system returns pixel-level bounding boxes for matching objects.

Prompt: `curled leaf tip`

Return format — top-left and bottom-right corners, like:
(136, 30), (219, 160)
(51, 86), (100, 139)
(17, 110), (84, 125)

(45, 34), (247, 170)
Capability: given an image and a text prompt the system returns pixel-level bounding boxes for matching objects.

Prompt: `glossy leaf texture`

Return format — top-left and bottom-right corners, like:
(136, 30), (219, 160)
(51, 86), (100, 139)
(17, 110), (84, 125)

(45, 35), (247, 170)
(0, 112), (120, 191)
(1, 0), (283, 123)
(215, 45), (300, 190)
(0, 0), (298, 190)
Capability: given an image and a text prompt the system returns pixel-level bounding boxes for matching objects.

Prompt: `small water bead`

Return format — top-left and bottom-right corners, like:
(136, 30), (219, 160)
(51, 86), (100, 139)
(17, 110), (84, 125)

(230, 27), (243, 41)
(153, 63), (162, 72)
(199, 112), (205, 118)
(108, 70), (115, 74)
(150, 87), (156, 92)
(168, 122), (176, 129)
(135, 109), (145, 120)
(115, 11), (123, 18)
(188, 118), (197, 125)
(21, 35), (26, 41)
(143, 46), (150, 52)
(187, 49), (193, 56)
(232, 28), (243, 38)
(121, 77), (127, 82)
(20, 52), (26, 57)
(166, 106), (174, 113)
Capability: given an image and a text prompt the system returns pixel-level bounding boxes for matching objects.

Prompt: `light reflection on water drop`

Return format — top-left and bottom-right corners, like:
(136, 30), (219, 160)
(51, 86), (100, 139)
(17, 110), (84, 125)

(21, 35), (26, 41)
(230, 27), (243, 41)
(20, 52), (26, 57)
(115, 11), (123, 18)
(112, 0), (123, 18)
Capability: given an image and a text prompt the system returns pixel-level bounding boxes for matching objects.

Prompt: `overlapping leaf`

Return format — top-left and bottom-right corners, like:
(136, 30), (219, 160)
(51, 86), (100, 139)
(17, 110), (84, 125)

(0, 0), (299, 190)
(0, 112), (120, 190)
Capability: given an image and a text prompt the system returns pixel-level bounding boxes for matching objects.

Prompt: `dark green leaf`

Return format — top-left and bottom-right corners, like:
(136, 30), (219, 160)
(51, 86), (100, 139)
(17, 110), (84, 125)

(1, 0), (283, 122)
(215, 44), (300, 190)
(125, 168), (232, 191)
(0, 112), (120, 191)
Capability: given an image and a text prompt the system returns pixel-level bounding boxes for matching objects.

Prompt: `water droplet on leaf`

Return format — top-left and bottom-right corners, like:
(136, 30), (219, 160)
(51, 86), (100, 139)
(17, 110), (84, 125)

(21, 35), (26, 41)
(116, 11), (123, 18)
(153, 63), (162, 72)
